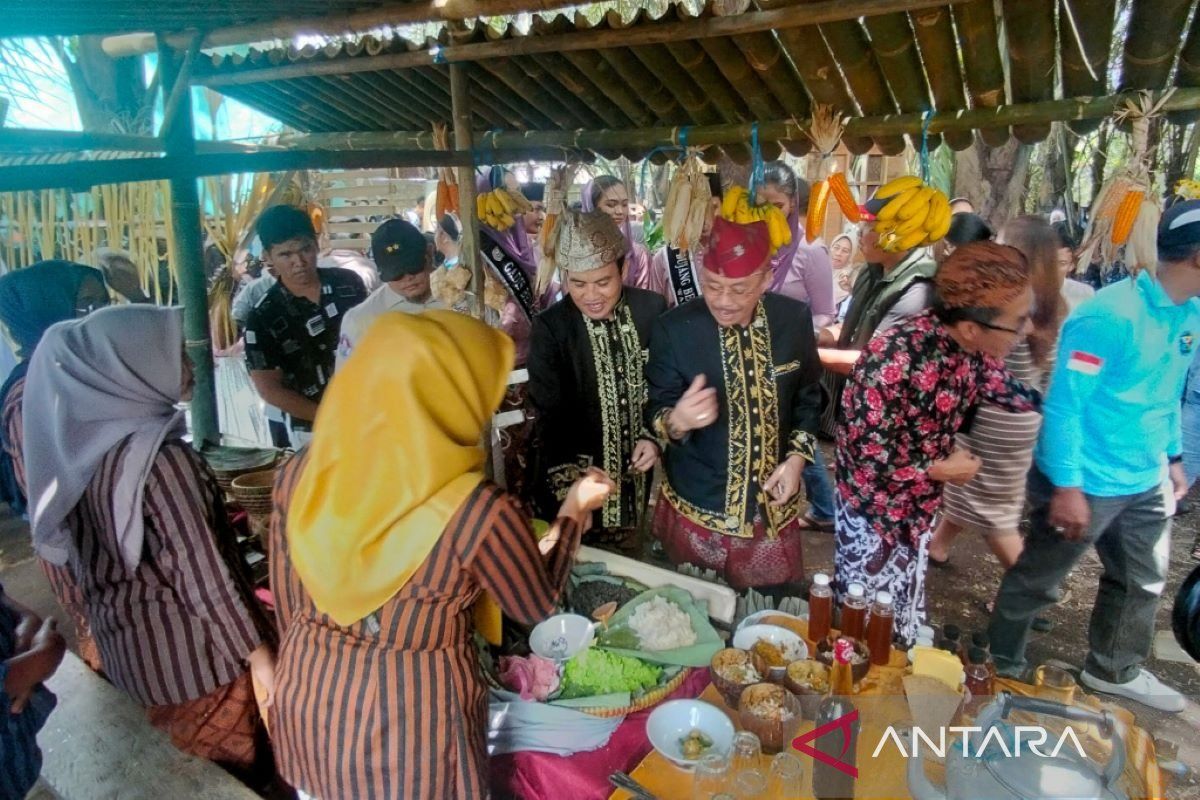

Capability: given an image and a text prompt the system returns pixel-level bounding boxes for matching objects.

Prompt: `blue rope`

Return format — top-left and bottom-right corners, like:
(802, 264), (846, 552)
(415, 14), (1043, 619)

(747, 122), (766, 200)
(919, 110), (934, 183)
(431, 45), (447, 65)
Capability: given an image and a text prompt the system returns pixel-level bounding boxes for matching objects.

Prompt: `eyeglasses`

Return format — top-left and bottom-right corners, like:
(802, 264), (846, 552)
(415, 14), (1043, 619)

(975, 319), (1024, 335)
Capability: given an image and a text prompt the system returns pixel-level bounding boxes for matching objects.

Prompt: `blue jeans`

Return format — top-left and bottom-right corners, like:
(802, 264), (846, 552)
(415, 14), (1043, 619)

(1183, 354), (1200, 487)
(803, 447), (836, 521)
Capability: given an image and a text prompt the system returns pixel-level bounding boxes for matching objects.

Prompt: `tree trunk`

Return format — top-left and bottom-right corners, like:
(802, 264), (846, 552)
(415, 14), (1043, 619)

(58, 36), (152, 133)
(953, 133), (1032, 230)
(1090, 121), (1110, 207)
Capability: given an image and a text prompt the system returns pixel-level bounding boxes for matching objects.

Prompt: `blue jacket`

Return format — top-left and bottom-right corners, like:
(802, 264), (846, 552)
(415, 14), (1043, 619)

(1036, 272), (1200, 496)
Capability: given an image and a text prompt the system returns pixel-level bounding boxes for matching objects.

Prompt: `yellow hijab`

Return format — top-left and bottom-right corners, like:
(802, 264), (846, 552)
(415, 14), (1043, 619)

(288, 309), (515, 626)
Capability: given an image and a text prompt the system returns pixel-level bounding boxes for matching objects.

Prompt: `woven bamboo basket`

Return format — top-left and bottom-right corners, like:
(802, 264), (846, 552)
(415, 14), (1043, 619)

(231, 469), (277, 515)
(573, 667), (693, 718)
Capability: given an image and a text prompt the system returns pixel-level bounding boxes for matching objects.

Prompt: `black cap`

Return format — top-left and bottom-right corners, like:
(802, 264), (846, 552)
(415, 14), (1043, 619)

(1159, 199), (1200, 261)
(371, 219), (429, 281)
(521, 182), (545, 203)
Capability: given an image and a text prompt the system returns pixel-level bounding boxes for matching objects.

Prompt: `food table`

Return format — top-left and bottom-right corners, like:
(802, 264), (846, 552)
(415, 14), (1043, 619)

(607, 620), (1164, 800)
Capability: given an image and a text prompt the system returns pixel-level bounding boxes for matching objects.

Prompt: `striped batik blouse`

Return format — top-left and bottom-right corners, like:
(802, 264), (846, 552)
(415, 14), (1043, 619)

(269, 451), (581, 800)
(65, 438), (272, 707)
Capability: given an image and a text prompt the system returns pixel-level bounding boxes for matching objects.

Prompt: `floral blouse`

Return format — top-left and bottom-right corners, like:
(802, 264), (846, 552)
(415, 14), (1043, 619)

(835, 311), (1039, 547)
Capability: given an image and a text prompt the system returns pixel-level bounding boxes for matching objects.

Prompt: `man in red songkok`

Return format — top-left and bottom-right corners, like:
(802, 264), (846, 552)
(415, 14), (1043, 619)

(645, 217), (824, 595)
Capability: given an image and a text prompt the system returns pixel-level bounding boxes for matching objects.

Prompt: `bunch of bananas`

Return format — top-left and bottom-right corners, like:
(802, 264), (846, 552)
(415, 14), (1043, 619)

(476, 188), (532, 231)
(1177, 178), (1200, 201)
(872, 176), (953, 253)
(721, 185), (792, 254)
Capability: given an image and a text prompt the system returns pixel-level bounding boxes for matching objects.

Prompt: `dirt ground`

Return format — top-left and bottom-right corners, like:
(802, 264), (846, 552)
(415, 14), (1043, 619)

(4, 480), (1200, 797)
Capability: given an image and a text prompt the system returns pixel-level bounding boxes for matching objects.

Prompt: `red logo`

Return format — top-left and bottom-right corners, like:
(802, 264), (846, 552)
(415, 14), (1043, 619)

(792, 710), (860, 778)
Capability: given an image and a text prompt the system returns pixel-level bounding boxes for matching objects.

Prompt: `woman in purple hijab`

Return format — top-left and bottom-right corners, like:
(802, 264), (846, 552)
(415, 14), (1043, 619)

(757, 162), (836, 328)
(582, 176), (667, 300)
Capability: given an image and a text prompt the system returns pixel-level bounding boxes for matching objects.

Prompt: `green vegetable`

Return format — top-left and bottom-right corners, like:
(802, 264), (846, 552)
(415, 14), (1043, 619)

(558, 647), (662, 699)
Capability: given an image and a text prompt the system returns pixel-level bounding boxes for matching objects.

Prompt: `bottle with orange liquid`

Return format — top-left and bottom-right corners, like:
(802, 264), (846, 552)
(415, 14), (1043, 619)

(865, 590), (894, 666)
(808, 573), (833, 642)
(840, 582), (868, 641)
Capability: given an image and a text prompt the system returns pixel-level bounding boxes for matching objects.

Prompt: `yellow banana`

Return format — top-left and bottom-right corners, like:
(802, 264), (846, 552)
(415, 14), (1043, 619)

(486, 192), (505, 217)
(874, 175), (923, 200)
(893, 207), (930, 236)
(722, 186), (745, 219)
(897, 187), (935, 221)
(876, 186), (919, 222)
(923, 193), (950, 233)
(476, 194), (487, 221)
(897, 227), (929, 251)
(499, 212), (515, 229)
(495, 189), (516, 215)
(927, 210), (953, 242)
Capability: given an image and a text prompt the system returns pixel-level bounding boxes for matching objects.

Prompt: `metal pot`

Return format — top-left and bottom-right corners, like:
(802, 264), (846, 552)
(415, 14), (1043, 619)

(906, 691), (1127, 800)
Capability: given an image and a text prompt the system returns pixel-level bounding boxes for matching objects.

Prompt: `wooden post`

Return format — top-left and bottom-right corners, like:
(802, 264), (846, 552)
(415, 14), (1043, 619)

(450, 63), (483, 321)
(159, 40), (219, 448)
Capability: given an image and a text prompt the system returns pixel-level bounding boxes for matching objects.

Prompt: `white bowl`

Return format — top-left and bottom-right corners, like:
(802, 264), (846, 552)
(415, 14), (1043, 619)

(646, 699), (735, 769)
(732, 624), (809, 663)
(737, 608), (807, 632)
(529, 613), (595, 662)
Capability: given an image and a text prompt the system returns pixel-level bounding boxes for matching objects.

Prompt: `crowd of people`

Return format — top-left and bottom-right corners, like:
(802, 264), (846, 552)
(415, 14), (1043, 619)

(1, 160), (1198, 799)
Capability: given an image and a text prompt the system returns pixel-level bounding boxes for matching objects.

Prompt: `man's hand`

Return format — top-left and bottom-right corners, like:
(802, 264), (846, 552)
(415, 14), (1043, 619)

(630, 440), (659, 473)
(6, 618), (65, 714)
(928, 449), (981, 485)
(1170, 460), (1189, 501)
(1048, 487), (1090, 542)
(762, 455), (806, 507)
(668, 374), (719, 436)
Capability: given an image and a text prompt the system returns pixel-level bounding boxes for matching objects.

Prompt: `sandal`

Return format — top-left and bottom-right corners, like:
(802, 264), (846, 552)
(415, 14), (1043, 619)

(928, 554), (951, 569)
(799, 512), (835, 533)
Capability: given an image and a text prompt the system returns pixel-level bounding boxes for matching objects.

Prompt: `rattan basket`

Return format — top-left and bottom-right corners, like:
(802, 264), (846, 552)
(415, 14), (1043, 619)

(573, 667), (693, 718)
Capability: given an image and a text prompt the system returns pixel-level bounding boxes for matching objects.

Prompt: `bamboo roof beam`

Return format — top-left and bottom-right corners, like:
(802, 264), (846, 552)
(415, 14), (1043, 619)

(557, 49), (659, 128)
(294, 75), (420, 130)
(1119, 0), (1193, 92)
(310, 73), (434, 129)
(910, 5), (973, 150)
(505, 54), (609, 128)
(525, 51), (636, 129)
(234, 80), (353, 131)
(101, 0), (597, 58)
(1173, 7), (1200, 124)
(660, 38), (752, 124)
(1000, 0), (1056, 144)
(810, 13), (907, 155)
(597, 48), (687, 125)
(216, 84), (331, 131)
(953, 0), (1009, 146)
(461, 65), (549, 130)
(408, 68), (510, 130)
(1059, 0), (1116, 134)
(861, 10), (941, 152)
(473, 58), (589, 130)
(0, 129), (164, 153)
(722, 32), (812, 155)
(191, 0), (970, 88)
(697, 36), (786, 123)
(365, 70), (455, 127)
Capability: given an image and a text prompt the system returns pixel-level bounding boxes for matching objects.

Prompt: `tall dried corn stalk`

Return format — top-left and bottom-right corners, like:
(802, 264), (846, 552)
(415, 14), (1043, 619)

(0, 181), (176, 302)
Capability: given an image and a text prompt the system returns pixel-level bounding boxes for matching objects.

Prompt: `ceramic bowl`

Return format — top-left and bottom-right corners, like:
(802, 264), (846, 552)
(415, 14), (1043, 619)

(709, 647), (767, 707)
(646, 699), (735, 769)
(737, 683), (803, 754)
(529, 613), (595, 662)
(732, 624), (808, 682)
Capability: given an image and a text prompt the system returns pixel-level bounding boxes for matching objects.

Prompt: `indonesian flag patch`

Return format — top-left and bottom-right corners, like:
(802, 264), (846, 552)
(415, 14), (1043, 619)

(1067, 350), (1103, 375)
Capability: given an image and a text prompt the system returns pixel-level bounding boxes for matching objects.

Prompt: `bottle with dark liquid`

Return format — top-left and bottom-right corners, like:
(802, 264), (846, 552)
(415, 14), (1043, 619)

(809, 573), (834, 642)
(814, 638), (859, 800)
(964, 646), (994, 716)
(866, 590), (894, 666)
(941, 623), (964, 662)
(840, 582), (868, 641)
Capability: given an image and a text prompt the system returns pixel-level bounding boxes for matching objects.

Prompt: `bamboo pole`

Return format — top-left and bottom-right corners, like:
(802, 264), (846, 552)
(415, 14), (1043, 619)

(480, 57), (592, 129)
(0, 129), (165, 153)
(660, 38), (750, 124)
(859, 10), (940, 152)
(559, 49), (658, 128)
(449, 63), (484, 324)
(160, 41), (218, 449)
(193, 0), (969, 88)
(462, 63), (552, 129)
(909, 6), (972, 150)
(1000, 0), (1056, 144)
(1059, 0), (1115, 133)
(526, 51), (633, 129)
(697, 36), (784, 122)
(1172, 8), (1200, 124)
(598, 48), (685, 125)
(952, 0), (1009, 146)
(408, 68), (511, 130)
(726, 31), (810, 120)
(1119, 0), (1192, 92)
(159, 34), (203, 140)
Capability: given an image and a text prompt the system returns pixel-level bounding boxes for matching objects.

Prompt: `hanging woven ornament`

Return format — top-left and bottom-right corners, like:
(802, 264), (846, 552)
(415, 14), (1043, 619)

(535, 161), (581, 295)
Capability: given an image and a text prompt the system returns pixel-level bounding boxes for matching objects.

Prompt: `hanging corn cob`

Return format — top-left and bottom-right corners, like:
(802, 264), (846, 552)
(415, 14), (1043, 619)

(536, 162), (581, 295)
(432, 124), (460, 221)
(803, 104), (859, 241)
(1077, 91), (1170, 277)
(662, 151), (712, 252)
(870, 175), (953, 253)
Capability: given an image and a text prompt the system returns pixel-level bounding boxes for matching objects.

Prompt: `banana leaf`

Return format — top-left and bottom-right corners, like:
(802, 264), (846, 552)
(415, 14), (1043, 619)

(596, 586), (723, 667)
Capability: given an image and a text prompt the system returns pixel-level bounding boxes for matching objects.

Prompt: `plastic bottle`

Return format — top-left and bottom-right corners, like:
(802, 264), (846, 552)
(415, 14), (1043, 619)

(840, 582), (868, 641)
(941, 623), (964, 662)
(866, 590), (894, 666)
(814, 638), (859, 800)
(809, 573), (834, 643)
(964, 646), (994, 714)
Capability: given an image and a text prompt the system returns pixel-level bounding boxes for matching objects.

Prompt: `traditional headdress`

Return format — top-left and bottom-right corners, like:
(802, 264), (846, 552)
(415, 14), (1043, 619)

(934, 241), (1030, 309)
(707, 217), (771, 278)
(554, 210), (627, 273)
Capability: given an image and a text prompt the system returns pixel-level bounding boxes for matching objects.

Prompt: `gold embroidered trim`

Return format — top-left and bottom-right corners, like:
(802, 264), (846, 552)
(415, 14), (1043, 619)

(773, 359), (802, 376)
(584, 301), (648, 529)
(662, 479), (801, 540)
(787, 429), (817, 463)
(651, 407), (674, 443)
(719, 302), (779, 530)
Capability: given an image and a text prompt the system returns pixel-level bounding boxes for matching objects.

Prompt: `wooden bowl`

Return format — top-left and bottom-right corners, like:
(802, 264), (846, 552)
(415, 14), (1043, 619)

(783, 659), (830, 718)
(737, 683), (803, 754)
(815, 636), (871, 684)
(709, 648), (767, 707)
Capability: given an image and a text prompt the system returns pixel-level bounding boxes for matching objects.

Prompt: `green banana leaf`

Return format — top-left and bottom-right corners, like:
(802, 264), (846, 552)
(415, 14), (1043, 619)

(596, 587), (723, 667)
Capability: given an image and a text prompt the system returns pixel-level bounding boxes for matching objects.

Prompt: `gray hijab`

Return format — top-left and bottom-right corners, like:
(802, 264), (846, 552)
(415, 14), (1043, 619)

(23, 305), (186, 569)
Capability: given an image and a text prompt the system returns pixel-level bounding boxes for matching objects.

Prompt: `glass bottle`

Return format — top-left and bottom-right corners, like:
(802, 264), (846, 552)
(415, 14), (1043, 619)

(866, 590), (894, 666)
(964, 646), (994, 716)
(814, 638), (859, 800)
(808, 573), (834, 643)
(941, 623), (964, 662)
(840, 582), (868, 642)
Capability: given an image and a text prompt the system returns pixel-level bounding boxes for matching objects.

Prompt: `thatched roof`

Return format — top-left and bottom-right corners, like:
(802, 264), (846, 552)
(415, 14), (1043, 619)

(178, 0), (1198, 158)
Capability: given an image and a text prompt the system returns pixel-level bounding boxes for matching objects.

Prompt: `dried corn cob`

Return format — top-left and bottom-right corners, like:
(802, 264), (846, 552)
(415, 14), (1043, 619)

(828, 172), (860, 223)
(1110, 190), (1145, 246)
(806, 180), (830, 243)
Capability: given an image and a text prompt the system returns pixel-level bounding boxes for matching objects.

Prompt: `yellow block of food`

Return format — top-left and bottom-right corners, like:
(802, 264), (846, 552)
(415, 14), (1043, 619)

(910, 645), (964, 691)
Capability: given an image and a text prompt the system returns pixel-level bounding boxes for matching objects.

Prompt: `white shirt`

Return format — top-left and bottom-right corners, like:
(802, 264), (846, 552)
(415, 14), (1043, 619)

(336, 284), (446, 370)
